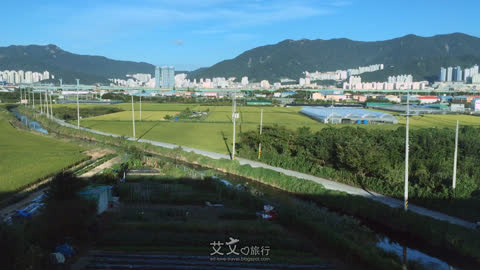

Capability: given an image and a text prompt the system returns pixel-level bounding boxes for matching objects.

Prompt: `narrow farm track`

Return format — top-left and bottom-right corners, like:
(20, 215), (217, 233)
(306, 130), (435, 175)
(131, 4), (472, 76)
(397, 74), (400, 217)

(79, 156), (122, 178)
(53, 117), (478, 230)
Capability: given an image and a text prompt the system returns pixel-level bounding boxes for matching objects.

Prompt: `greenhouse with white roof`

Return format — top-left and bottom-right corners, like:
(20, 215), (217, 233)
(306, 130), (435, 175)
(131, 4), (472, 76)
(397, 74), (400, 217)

(300, 107), (398, 124)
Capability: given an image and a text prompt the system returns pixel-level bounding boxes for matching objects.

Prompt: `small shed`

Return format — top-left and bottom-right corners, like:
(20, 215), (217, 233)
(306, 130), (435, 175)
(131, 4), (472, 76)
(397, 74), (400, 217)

(78, 186), (112, 214)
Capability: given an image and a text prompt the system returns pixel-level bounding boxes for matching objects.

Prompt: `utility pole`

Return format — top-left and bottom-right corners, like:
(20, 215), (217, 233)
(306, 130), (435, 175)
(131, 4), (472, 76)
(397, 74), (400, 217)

(76, 79), (80, 129)
(258, 109), (263, 159)
(139, 95), (142, 121)
(50, 91), (53, 118)
(32, 91), (35, 110)
(232, 92), (237, 160)
(404, 90), (410, 211)
(131, 95), (136, 140)
(19, 88), (22, 104)
(39, 92), (43, 114)
(452, 120), (459, 193)
(45, 91), (49, 117)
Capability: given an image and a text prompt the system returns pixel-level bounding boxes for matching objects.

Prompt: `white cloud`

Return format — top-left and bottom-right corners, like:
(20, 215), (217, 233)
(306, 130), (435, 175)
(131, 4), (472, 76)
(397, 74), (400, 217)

(172, 40), (184, 45)
(51, 0), (345, 40)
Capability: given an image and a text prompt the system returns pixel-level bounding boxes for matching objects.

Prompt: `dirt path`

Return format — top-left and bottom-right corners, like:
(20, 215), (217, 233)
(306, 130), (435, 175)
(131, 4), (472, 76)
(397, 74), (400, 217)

(80, 156), (122, 178)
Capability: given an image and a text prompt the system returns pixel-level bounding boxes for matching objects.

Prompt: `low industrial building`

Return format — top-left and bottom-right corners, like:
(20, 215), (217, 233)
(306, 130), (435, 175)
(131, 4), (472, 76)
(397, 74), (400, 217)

(471, 98), (480, 112)
(300, 107), (398, 124)
(418, 96), (440, 104)
(450, 104), (465, 112)
(78, 186), (113, 215)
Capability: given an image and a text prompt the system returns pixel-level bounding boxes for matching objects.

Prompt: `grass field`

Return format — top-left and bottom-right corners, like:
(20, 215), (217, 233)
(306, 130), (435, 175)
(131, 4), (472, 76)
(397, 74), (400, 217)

(0, 111), (87, 198)
(88, 110), (179, 121)
(61, 103), (480, 154)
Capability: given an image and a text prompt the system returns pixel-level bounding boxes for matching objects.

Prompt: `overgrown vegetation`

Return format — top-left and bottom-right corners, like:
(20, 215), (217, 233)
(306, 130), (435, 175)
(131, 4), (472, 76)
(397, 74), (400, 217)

(238, 125), (480, 222)
(100, 173), (419, 269)
(15, 105), (480, 267)
(52, 106), (123, 120)
(73, 153), (116, 176)
(1, 172), (97, 270)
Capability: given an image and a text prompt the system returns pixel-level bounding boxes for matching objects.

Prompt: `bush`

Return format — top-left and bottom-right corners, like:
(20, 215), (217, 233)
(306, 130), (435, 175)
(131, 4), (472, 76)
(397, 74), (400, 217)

(45, 171), (88, 202)
(31, 198), (97, 249)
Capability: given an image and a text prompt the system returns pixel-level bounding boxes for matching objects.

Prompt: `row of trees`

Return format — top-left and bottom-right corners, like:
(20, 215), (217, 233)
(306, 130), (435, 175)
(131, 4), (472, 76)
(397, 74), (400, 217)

(238, 125), (480, 201)
(53, 106), (123, 120)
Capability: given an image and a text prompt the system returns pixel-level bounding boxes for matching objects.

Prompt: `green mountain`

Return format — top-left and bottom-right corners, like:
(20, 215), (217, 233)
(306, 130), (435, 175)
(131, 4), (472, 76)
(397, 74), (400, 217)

(0, 44), (155, 84)
(188, 33), (480, 83)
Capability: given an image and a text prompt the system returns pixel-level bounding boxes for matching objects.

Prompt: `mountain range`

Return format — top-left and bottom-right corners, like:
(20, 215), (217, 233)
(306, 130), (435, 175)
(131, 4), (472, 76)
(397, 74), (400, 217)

(1, 33), (480, 85)
(189, 33), (480, 83)
(0, 44), (154, 84)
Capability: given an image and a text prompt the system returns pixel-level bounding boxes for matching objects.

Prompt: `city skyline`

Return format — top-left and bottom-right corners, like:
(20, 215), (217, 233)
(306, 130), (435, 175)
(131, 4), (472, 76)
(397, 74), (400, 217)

(2, 0), (480, 70)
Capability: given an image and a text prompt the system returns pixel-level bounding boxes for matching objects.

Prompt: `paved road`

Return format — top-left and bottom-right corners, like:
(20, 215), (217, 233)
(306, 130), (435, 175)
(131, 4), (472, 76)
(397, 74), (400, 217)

(53, 118), (477, 230)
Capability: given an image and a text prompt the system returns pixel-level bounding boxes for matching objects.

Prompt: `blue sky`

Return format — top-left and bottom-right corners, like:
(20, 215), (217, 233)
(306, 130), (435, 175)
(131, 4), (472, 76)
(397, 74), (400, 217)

(3, 0), (480, 70)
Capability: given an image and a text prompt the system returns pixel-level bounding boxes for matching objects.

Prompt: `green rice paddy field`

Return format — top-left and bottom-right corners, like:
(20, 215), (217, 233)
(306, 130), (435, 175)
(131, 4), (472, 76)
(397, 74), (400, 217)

(0, 111), (87, 198)
(54, 103), (480, 154)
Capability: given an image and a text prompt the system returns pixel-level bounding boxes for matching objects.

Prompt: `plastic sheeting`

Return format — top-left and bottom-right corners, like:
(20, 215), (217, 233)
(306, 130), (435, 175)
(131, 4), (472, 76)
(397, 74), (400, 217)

(11, 108), (48, 134)
(55, 244), (75, 258)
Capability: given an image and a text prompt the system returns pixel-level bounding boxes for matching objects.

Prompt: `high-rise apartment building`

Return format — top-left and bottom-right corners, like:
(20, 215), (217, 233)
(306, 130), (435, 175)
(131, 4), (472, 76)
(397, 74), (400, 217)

(155, 66), (161, 88)
(473, 65), (479, 76)
(446, 67), (453, 82)
(241, 76), (249, 86)
(161, 66), (175, 89)
(439, 67), (446, 82)
(453, 66), (462, 82)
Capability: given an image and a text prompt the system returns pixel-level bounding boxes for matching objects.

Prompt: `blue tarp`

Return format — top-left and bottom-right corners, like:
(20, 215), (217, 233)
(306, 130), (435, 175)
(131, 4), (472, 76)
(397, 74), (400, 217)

(14, 210), (31, 218)
(11, 109), (48, 134)
(55, 244), (75, 258)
